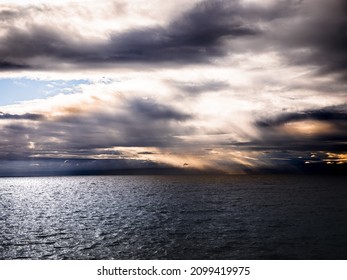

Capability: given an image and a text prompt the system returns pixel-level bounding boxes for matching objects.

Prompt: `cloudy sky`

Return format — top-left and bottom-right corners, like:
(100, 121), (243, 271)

(0, 0), (346, 175)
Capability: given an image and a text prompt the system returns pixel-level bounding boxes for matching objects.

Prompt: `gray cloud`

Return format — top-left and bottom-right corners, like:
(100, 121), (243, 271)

(1, 0), (345, 80)
(0, 0), (259, 70)
(128, 99), (191, 121)
(137, 151), (157, 155)
(218, 105), (347, 173)
(0, 6), (24, 24)
(0, 97), (193, 161)
(171, 80), (229, 95)
(250, 106), (347, 152)
(0, 25), (93, 64)
(0, 112), (44, 120)
(256, 107), (347, 128)
(0, 61), (29, 70)
(271, 0), (347, 80)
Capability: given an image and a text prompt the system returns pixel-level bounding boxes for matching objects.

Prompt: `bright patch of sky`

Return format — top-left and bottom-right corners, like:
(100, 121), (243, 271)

(0, 79), (89, 106)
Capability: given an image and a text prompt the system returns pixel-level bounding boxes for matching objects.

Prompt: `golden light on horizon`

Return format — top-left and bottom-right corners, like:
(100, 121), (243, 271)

(324, 153), (347, 165)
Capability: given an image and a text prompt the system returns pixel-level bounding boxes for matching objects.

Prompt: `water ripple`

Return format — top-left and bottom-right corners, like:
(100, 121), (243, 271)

(1, 175), (347, 259)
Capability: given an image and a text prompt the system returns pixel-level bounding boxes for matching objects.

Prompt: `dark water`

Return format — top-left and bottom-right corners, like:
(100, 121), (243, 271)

(0, 175), (346, 259)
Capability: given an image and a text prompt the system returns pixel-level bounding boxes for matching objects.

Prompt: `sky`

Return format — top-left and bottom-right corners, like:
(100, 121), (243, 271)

(0, 0), (346, 175)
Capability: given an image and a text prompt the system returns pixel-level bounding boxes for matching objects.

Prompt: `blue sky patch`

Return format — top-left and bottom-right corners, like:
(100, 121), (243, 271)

(0, 78), (89, 106)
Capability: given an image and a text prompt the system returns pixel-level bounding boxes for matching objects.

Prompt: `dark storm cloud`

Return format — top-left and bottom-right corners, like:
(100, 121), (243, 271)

(1, 0), (345, 76)
(0, 25), (93, 64)
(0, 97), (193, 161)
(256, 107), (347, 128)
(0, 0), (259, 70)
(249, 106), (347, 152)
(137, 151), (156, 155)
(0, 61), (29, 70)
(0, 123), (33, 159)
(224, 105), (347, 173)
(272, 0), (347, 79)
(106, 0), (257, 63)
(128, 99), (191, 121)
(0, 112), (44, 120)
(53, 98), (192, 149)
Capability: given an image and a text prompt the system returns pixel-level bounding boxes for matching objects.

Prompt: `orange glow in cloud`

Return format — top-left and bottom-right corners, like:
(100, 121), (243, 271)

(282, 120), (336, 137)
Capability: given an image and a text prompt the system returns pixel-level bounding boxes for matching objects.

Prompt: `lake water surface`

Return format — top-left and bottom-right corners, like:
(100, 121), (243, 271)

(1, 175), (346, 259)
